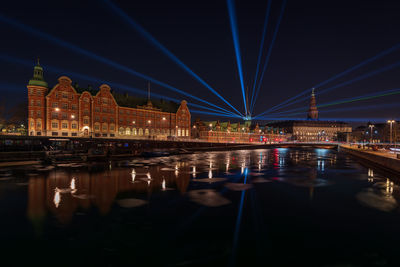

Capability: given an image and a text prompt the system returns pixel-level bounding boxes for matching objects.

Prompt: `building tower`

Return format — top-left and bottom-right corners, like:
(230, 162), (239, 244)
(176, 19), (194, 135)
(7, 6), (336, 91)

(27, 58), (48, 136)
(307, 88), (319, 120)
(147, 81), (153, 107)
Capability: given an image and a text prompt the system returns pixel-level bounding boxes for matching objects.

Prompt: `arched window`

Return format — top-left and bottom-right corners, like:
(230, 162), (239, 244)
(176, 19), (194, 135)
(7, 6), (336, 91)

(178, 129), (181, 136)
(119, 127), (125, 135)
(126, 128), (131, 135)
(132, 128), (137, 135)
(145, 129), (149, 136)
(138, 128), (143, 136)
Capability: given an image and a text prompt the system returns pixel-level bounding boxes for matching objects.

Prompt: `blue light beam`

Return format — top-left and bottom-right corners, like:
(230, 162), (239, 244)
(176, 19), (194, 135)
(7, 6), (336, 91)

(258, 42), (400, 115)
(0, 14), (238, 117)
(230, 168), (248, 267)
(251, 0), (287, 113)
(0, 54), (238, 117)
(102, 0), (243, 117)
(255, 60), (400, 118)
(249, 0), (272, 112)
(227, 0), (247, 116)
(255, 88), (400, 118)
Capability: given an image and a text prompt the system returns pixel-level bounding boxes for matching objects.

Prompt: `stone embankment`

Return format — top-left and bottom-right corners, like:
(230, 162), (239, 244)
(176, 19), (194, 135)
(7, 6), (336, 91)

(340, 145), (400, 174)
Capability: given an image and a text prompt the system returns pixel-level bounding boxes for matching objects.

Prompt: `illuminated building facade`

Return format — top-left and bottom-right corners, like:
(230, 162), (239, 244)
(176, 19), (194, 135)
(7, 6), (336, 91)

(266, 89), (352, 142)
(191, 119), (287, 143)
(27, 61), (191, 138)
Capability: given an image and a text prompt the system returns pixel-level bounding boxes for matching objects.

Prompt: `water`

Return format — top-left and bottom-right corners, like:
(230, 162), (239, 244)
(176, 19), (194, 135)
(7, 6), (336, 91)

(1, 148), (400, 266)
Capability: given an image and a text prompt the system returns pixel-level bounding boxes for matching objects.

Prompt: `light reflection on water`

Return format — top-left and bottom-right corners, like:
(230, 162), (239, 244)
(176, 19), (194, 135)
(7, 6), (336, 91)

(2, 148), (400, 266)
(17, 148), (399, 224)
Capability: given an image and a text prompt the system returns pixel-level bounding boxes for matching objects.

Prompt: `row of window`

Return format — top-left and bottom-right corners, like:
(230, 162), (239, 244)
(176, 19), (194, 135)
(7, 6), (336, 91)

(94, 124), (115, 131)
(94, 107), (115, 113)
(51, 122), (78, 129)
(29, 89), (43, 96)
(30, 121), (42, 129)
(30, 100), (42, 107)
(51, 102), (78, 110)
(51, 112), (77, 120)
(118, 128), (189, 137)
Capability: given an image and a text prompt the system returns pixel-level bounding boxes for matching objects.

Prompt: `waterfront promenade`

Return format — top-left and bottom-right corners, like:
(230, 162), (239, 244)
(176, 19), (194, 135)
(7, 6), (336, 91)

(340, 144), (400, 174)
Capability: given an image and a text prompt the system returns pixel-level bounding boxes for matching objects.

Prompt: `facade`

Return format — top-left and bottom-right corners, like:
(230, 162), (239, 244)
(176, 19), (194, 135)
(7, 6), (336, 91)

(191, 119), (287, 143)
(266, 120), (352, 142)
(350, 122), (400, 143)
(27, 61), (191, 139)
(266, 89), (352, 142)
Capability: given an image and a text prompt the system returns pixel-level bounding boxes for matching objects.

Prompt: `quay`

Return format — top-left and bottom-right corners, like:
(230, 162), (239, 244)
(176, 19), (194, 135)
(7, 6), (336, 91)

(0, 135), (339, 165)
(340, 145), (400, 174)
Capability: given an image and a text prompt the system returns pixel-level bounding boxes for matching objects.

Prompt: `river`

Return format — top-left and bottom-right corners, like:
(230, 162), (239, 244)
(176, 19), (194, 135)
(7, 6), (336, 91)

(0, 148), (399, 266)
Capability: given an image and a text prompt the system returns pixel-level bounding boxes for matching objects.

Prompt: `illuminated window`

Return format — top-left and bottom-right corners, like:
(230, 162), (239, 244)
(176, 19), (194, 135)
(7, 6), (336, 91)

(52, 122), (58, 128)
(62, 123), (68, 129)
(71, 123), (77, 129)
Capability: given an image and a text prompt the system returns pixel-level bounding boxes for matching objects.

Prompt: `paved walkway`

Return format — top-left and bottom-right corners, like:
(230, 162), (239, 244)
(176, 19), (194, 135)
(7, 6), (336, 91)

(341, 145), (400, 160)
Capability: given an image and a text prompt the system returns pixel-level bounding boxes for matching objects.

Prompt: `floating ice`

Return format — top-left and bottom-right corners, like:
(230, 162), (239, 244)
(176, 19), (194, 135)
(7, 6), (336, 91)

(192, 178), (227, 183)
(224, 182), (253, 191)
(72, 194), (94, 200)
(356, 191), (397, 212)
(248, 172), (265, 176)
(251, 178), (271, 183)
(160, 168), (175, 171)
(188, 189), (231, 207)
(117, 198), (148, 208)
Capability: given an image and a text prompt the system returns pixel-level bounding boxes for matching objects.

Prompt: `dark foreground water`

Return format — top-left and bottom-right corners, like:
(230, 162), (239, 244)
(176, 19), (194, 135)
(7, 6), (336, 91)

(1, 148), (400, 266)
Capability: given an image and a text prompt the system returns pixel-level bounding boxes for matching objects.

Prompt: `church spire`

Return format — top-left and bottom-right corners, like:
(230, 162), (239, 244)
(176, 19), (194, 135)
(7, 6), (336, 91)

(307, 88), (318, 120)
(147, 81), (153, 107)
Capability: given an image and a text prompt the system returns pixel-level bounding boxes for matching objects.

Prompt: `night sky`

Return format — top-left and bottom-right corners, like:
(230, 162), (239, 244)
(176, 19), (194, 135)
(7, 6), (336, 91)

(1, 0), (400, 123)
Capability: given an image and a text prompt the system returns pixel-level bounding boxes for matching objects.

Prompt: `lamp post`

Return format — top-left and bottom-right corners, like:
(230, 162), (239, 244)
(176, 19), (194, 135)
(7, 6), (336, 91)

(369, 124), (374, 144)
(387, 120), (395, 145)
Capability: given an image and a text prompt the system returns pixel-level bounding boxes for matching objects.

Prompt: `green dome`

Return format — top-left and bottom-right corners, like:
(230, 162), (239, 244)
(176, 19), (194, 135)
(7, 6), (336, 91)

(28, 59), (48, 88)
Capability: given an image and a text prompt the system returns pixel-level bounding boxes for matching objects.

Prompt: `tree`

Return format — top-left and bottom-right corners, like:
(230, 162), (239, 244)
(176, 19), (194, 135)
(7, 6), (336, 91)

(9, 101), (27, 126)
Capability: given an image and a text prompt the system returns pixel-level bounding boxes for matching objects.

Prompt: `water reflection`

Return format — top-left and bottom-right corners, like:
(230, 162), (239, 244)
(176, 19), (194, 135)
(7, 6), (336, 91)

(20, 148), (400, 228)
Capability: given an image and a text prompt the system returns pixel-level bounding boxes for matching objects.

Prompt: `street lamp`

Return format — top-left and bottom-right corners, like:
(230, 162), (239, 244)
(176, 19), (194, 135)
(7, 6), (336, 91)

(369, 124), (375, 143)
(55, 107), (60, 112)
(387, 120), (395, 145)
(71, 115), (75, 119)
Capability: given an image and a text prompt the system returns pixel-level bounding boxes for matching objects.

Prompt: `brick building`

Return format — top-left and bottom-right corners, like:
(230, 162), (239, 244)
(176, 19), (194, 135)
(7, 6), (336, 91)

(27, 61), (191, 138)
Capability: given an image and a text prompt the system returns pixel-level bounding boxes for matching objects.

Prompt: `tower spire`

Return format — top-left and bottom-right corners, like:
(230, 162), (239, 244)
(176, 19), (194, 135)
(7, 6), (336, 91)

(28, 57), (48, 88)
(307, 88), (318, 120)
(147, 82), (153, 107)
(147, 81), (150, 100)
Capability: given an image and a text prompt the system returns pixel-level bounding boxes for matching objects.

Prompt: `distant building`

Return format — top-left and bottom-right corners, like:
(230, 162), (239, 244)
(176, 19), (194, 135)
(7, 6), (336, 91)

(191, 119), (287, 143)
(27, 60), (191, 138)
(350, 122), (400, 143)
(266, 89), (352, 142)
